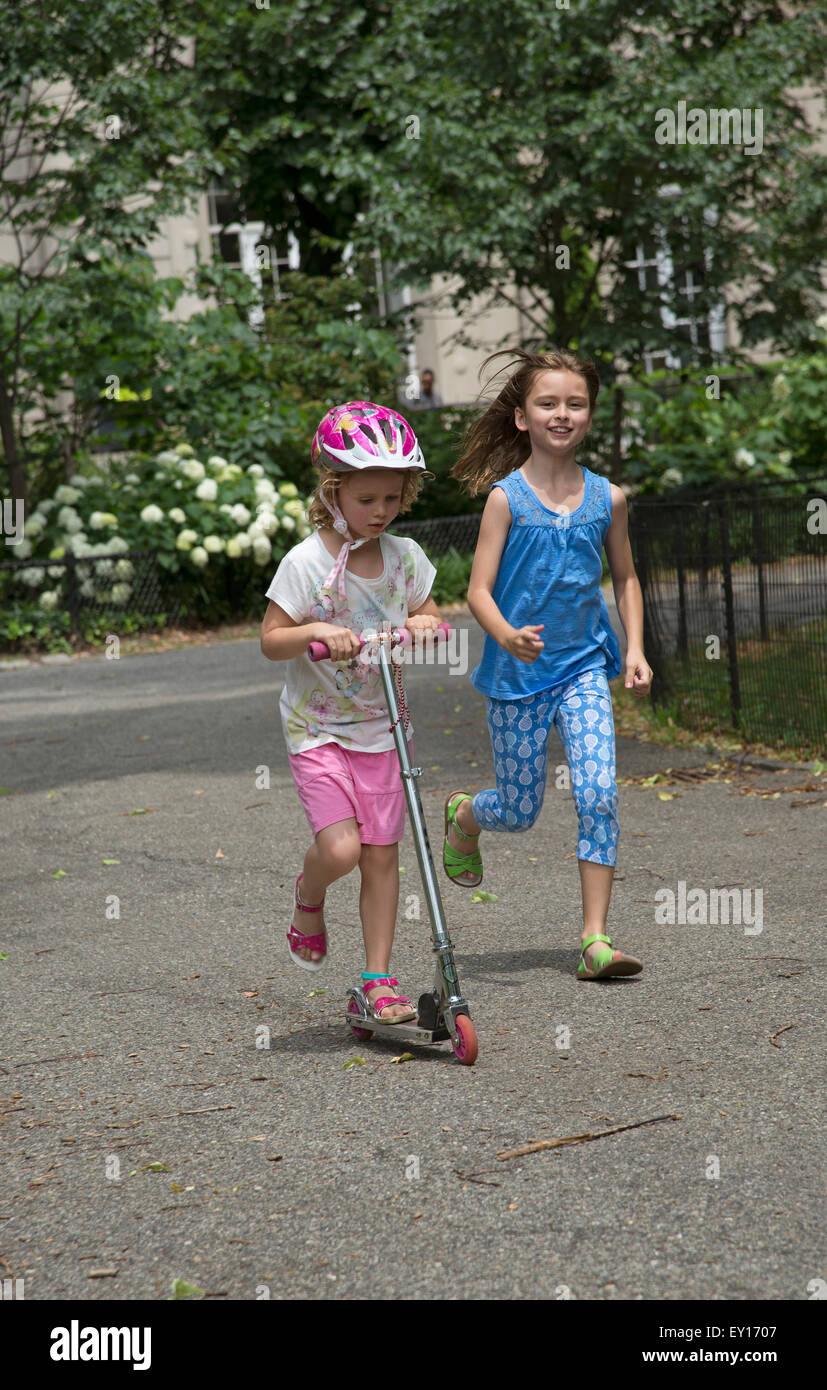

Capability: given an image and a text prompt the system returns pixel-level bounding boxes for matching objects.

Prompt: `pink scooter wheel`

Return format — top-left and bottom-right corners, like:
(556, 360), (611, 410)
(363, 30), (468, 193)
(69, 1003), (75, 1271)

(451, 1014), (478, 1066)
(347, 997), (372, 1041)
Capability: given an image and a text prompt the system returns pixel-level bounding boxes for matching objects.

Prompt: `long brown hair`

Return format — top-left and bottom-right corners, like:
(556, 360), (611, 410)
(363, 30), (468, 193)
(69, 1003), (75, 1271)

(451, 348), (601, 496)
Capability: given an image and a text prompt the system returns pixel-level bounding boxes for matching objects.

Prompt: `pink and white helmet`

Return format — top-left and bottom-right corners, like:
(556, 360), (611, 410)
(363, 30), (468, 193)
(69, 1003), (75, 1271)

(311, 401), (425, 473)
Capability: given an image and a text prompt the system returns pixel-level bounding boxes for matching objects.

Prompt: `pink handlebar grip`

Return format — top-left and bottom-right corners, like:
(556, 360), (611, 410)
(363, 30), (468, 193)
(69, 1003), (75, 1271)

(307, 622), (452, 662)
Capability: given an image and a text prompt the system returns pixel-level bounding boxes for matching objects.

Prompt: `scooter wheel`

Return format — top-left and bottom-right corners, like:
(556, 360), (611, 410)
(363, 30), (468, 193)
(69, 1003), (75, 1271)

(451, 1014), (478, 1066)
(347, 997), (372, 1041)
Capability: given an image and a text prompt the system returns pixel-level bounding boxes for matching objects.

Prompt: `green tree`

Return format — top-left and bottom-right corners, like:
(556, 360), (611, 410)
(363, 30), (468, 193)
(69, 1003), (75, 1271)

(193, 0), (827, 375)
(0, 0), (216, 503)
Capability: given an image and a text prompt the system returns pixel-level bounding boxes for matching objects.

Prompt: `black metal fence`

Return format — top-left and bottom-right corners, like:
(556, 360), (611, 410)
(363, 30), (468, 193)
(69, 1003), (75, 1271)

(628, 475), (827, 753)
(0, 548), (178, 642)
(396, 513), (482, 555)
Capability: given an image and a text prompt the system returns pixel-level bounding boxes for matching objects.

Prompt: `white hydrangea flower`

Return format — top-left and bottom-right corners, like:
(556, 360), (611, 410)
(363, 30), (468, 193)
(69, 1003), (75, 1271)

(734, 448), (756, 470)
(296, 519), (311, 539)
(771, 374), (790, 400)
(67, 534), (91, 556)
(224, 463), (243, 478)
(80, 578), (96, 599)
(111, 582), (132, 603)
(254, 510), (279, 537)
(174, 443), (196, 457)
(106, 536), (130, 555)
(280, 514), (296, 532)
(24, 513), (46, 538)
(140, 504), (165, 524)
(190, 546), (208, 568)
(176, 529), (198, 551)
(254, 479), (276, 501)
(207, 456), (229, 471)
(180, 458), (206, 481)
(39, 590), (60, 611)
(20, 567), (44, 587)
(233, 531), (252, 554)
(155, 451), (180, 467)
(124, 473), (140, 484)
(14, 538), (33, 559)
(661, 468), (683, 487)
(203, 535), (225, 554)
(90, 511), (119, 530)
(68, 474), (87, 488)
(252, 535), (272, 565)
(230, 504), (251, 527)
(283, 499), (306, 519)
(95, 559), (115, 578)
(57, 506), (83, 533)
(247, 464), (264, 478)
(219, 504), (234, 515)
(40, 499), (56, 515)
(114, 559), (134, 580)
(278, 482), (299, 498)
(47, 564), (64, 579)
(815, 311), (827, 333)
(778, 450), (792, 466)
(195, 478), (218, 502)
(168, 507), (186, 525)
(48, 546), (65, 560)
(225, 537), (242, 559)
(55, 485), (82, 504)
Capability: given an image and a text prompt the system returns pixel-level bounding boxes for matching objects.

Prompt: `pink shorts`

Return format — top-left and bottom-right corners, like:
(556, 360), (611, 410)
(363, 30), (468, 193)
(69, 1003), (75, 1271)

(288, 739), (413, 845)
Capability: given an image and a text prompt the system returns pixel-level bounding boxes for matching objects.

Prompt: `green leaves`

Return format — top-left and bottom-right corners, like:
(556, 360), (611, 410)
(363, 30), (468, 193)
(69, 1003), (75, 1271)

(470, 891), (498, 904)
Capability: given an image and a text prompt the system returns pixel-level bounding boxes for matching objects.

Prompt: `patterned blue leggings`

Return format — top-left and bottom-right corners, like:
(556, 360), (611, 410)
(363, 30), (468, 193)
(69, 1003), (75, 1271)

(471, 668), (619, 866)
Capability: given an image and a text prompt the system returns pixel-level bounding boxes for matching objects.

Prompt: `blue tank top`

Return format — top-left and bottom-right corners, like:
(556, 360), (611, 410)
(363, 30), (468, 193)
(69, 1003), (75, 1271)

(470, 465), (622, 699)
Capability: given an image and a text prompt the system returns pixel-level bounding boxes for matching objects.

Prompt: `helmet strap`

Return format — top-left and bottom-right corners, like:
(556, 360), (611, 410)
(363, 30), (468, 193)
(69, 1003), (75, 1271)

(320, 491), (371, 601)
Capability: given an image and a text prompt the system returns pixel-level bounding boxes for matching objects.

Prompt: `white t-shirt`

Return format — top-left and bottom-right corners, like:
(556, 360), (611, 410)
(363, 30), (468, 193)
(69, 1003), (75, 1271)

(265, 530), (437, 755)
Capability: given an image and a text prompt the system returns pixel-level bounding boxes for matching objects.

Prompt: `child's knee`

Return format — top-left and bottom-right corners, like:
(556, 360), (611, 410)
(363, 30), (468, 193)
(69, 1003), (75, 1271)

(317, 825), (362, 877)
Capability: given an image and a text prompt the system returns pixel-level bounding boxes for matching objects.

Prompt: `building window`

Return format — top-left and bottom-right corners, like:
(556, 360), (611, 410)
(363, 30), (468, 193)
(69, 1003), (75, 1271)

(623, 194), (726, 372)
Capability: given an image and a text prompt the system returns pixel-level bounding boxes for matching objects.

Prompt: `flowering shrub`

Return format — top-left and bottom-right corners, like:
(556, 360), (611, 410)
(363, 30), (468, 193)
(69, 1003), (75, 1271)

(621, 329), (827, 495)
(13, 443), (314, 622)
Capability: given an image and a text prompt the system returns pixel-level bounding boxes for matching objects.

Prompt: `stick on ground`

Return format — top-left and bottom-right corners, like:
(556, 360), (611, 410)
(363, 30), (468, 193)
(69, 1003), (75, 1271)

(496, 1112), (681, 1161)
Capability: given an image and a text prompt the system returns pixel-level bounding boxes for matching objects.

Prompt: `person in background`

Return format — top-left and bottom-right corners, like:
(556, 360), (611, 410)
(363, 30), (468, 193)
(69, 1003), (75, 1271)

(409, 368), (443, 409)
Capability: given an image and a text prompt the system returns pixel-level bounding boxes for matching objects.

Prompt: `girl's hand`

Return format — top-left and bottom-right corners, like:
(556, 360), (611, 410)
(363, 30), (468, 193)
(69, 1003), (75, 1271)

(625, 650), (653, 695)
(505, 624), (545, 663)
(313, 622), (361, 663)
(407, 613), (440, 645)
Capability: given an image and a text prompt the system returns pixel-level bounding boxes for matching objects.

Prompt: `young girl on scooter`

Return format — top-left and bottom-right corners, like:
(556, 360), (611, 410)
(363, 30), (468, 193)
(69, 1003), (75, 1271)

(260, 403), (441, 1021)
(443, 348), (653, 980)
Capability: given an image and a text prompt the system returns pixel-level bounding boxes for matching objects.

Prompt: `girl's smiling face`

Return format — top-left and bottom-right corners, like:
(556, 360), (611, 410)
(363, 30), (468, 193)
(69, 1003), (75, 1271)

(514, 369), (593, 454)
(337, 468), (406, 539)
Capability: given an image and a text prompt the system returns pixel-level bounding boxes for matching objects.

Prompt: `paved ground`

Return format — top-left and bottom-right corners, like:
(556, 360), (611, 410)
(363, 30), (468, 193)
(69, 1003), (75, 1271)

(0, 619), (824, 1301)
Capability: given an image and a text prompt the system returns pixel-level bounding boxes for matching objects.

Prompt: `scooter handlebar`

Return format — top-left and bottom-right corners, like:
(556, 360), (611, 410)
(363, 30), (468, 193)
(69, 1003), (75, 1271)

(308, 621), (452, 662)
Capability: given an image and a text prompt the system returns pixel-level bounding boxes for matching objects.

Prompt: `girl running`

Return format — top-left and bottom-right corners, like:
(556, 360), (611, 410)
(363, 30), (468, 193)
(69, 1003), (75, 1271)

(260, 403), (441, 1021)
(443, 349), (653, 980)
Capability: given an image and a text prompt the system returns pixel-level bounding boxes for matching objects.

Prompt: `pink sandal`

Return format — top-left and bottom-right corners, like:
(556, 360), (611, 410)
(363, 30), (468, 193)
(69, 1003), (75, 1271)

(361, 975), (417, 1024)
(286, 874), (329, 973)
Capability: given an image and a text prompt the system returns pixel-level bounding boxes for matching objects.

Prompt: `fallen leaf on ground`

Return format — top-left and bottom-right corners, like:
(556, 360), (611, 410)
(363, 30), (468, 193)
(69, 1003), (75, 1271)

(170, 1279), (203, 1299)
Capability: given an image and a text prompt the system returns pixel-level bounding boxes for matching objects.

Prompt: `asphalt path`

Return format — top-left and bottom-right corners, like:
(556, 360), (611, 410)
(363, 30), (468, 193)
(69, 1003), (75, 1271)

(0, 618), (823, 1302)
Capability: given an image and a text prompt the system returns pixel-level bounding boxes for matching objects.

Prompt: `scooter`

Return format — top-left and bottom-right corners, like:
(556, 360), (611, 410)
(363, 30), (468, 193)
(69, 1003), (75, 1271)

(308, 623), (478, 1065)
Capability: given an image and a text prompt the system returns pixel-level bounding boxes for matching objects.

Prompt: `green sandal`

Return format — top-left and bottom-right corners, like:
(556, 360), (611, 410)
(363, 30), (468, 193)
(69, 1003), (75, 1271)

(577, 933), (643, 981)
(443, 791), (483, 889)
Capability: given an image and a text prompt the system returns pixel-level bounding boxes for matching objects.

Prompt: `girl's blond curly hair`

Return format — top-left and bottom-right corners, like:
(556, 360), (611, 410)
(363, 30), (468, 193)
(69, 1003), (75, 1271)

(307, 465), (427, 530)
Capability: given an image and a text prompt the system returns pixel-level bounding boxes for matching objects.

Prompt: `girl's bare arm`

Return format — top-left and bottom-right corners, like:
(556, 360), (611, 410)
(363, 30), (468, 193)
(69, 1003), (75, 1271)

(260, 601), (360, 663)
(467, 490), (544, 660)
(604, 485), (652, 691)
